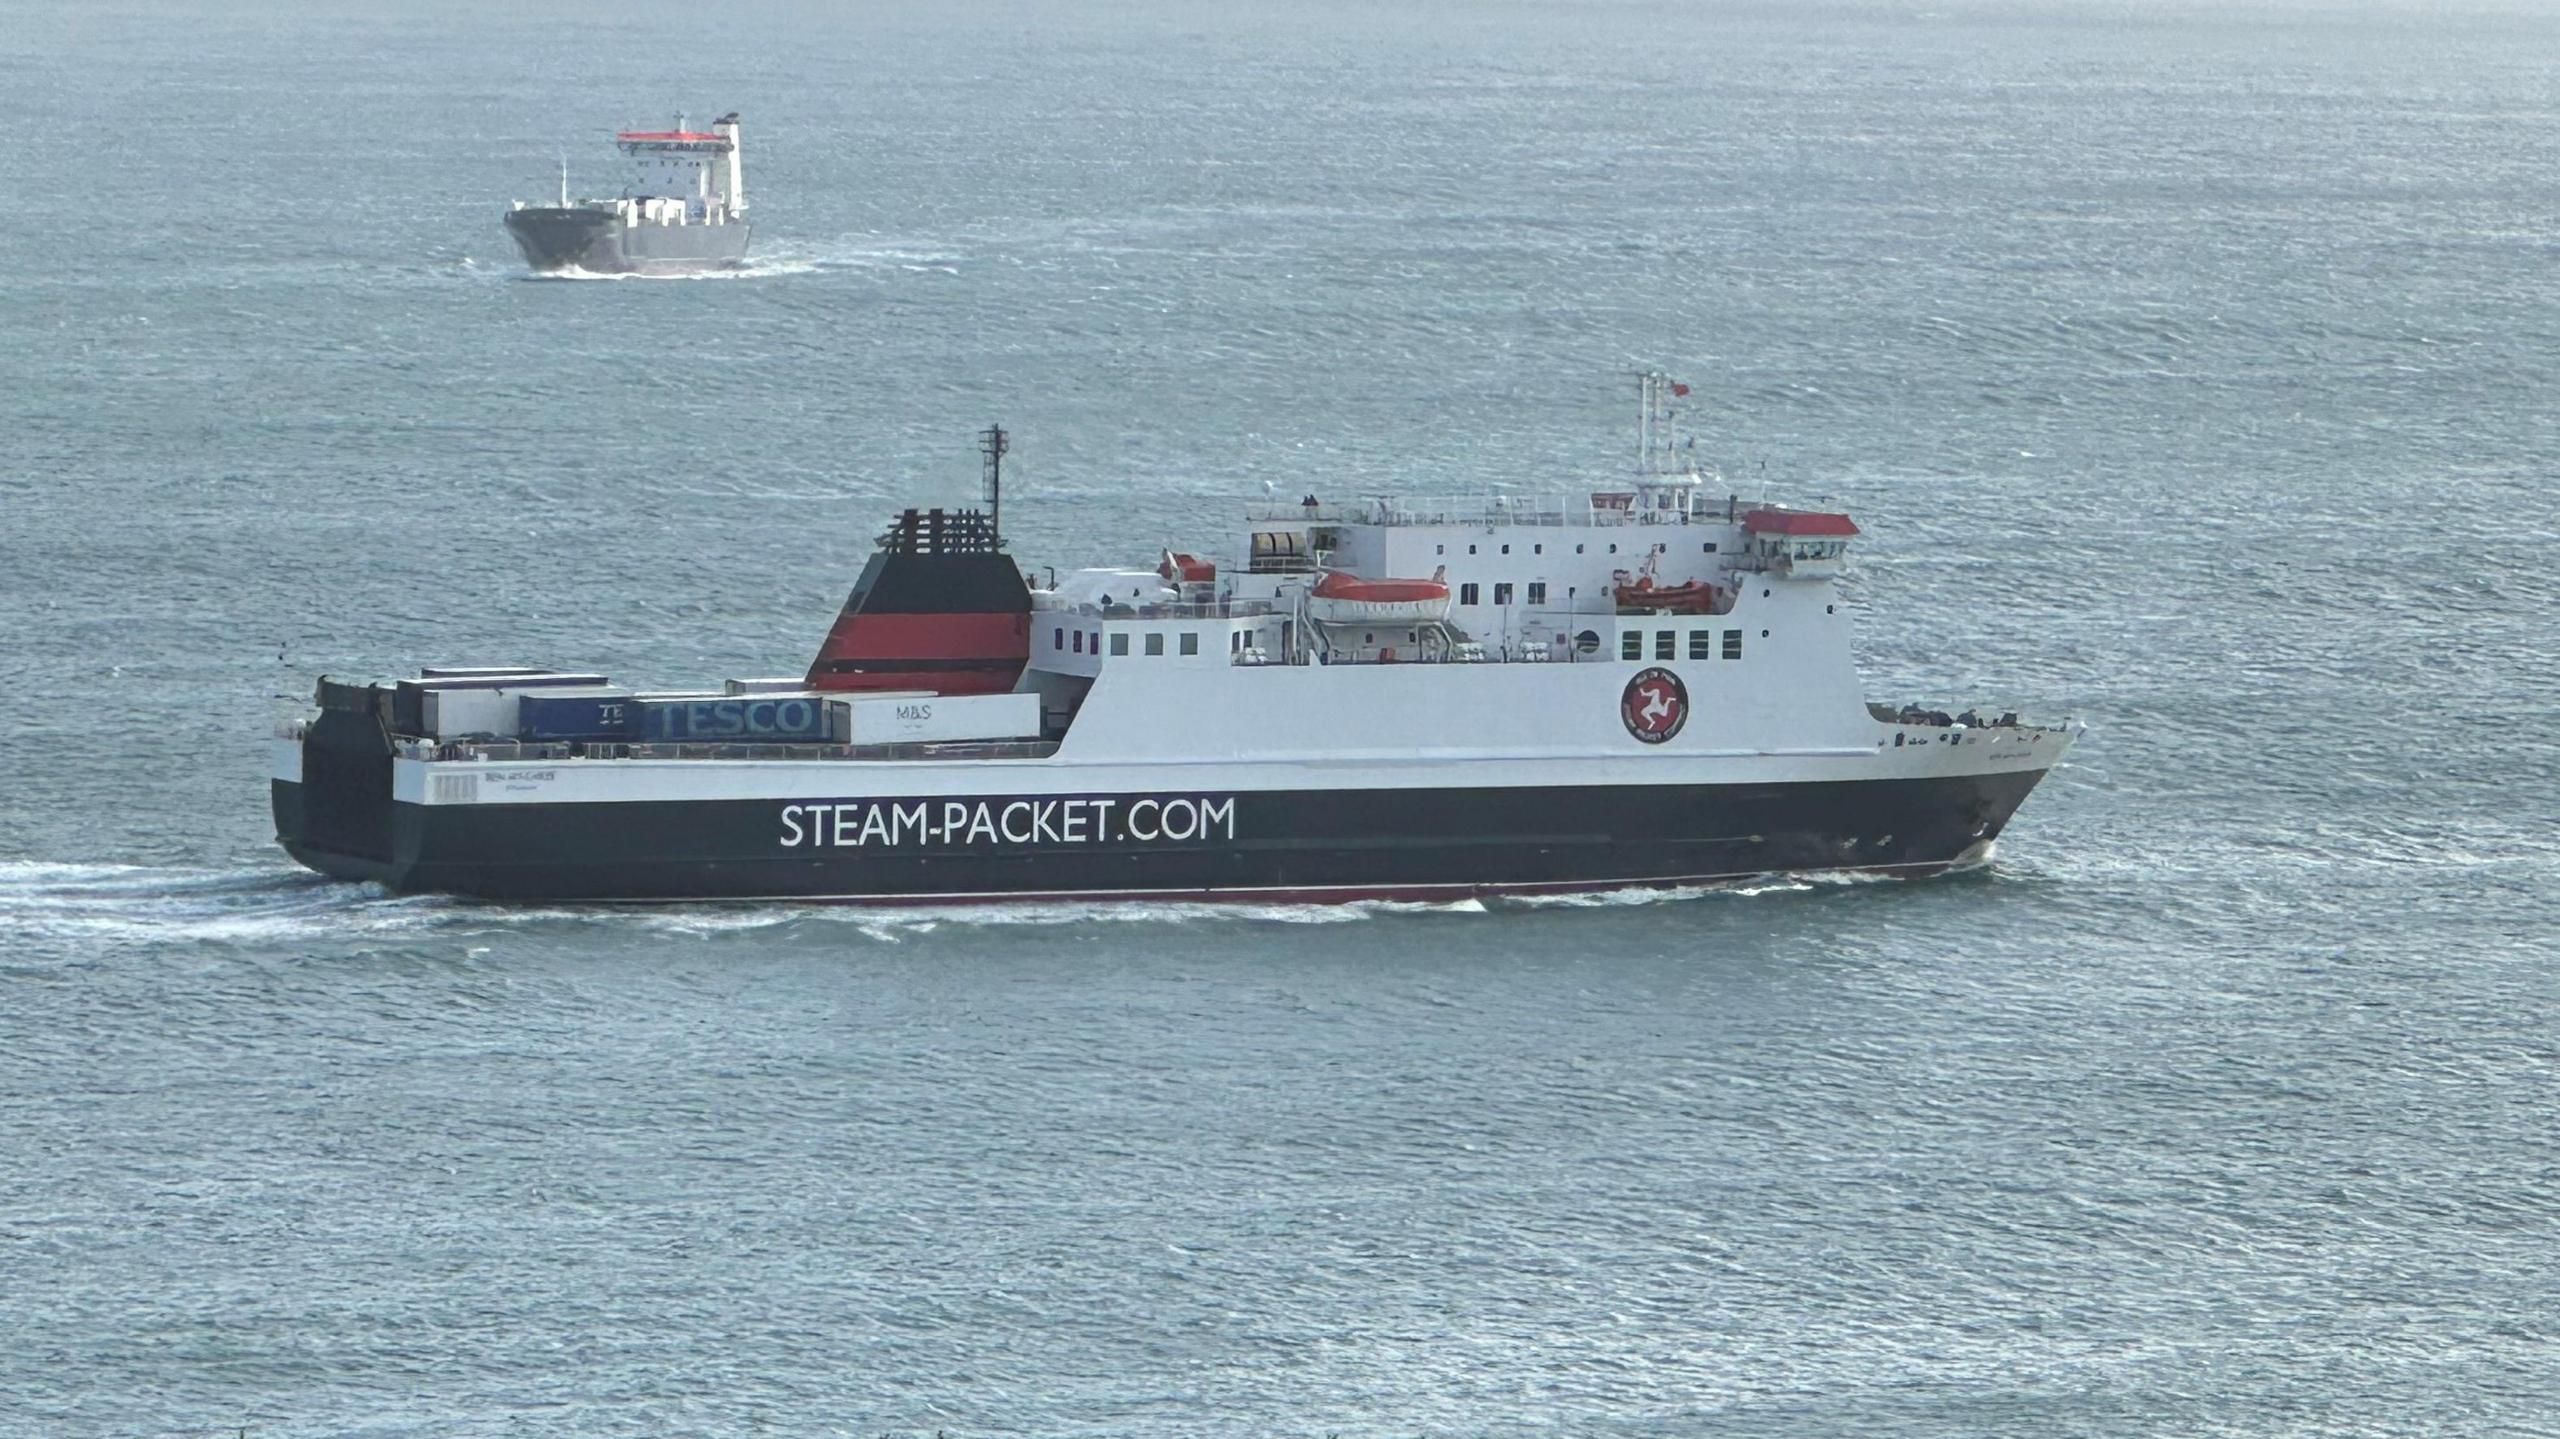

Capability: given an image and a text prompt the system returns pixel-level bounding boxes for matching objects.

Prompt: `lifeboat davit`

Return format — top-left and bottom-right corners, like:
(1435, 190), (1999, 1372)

(1613, 574), (1727, 615)
(1307, 568), (1452, 625)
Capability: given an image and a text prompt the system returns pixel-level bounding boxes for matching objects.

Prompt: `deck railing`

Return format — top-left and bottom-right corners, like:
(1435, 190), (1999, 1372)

(392, 737), (1063, 764)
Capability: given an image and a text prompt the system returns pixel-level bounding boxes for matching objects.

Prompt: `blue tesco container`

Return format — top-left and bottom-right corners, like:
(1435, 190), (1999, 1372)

(517, 689), (639, 742)
(634, 694), (834, 743)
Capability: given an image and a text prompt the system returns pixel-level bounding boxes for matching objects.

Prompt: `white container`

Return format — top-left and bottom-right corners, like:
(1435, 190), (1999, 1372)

(838, 691), (1042, 745)
(420, 687), (514, 737)
(723, 677), (816, 696)
(422, 680), (623, 739)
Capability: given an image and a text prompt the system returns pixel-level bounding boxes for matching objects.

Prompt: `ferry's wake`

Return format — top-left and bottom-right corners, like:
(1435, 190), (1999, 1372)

(0, 860), (1925, 956)
(0, 861), (462, 950)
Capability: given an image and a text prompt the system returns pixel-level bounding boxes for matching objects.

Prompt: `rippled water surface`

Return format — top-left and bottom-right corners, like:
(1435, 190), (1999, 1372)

(5, 1), (2558, 1435)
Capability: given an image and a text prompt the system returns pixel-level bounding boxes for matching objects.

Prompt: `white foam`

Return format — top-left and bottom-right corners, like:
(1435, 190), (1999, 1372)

(0, 856), (1987, 951)
(521, 257), (819, 283)
(0, 861), (474, 947)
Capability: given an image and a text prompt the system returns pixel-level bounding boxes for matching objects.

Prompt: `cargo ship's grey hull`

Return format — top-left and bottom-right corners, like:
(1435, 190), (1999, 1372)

(503, 206), (751, 275)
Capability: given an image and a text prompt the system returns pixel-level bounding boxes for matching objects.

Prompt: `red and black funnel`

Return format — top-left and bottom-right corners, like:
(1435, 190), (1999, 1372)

(804, 507), (1030, 696)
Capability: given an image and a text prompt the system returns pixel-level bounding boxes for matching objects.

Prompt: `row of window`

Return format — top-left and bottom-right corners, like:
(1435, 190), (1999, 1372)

(1623, 628), (1744, 662)
(1115, 630), (1201, 658)
(1455, 581), (1549, 607)
(1438, 541), (1720, 557)
(1055, 625), (1210, 659)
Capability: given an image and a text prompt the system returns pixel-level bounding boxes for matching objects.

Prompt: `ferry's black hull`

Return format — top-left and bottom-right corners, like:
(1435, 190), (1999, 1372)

(271, 769), (2046, 903)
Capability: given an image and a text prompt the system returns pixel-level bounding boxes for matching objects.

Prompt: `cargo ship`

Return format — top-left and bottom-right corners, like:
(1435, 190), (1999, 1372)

(272, 378), (2080, 903)
(504, 112), (749, 275)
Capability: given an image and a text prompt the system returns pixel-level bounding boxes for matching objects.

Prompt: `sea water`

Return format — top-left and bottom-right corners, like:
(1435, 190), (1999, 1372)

(3, 2), (2556, 1434)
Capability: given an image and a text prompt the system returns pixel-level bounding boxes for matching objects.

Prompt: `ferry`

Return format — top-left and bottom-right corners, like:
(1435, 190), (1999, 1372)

(273, 376), (2078, 903)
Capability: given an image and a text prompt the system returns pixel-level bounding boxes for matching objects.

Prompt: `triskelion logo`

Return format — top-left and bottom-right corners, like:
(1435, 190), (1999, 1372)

(1621, 667), (1688, 744)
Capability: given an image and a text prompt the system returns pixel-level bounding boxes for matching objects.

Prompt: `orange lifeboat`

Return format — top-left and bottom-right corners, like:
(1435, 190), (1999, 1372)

(1613, 573), (1728, 615)
(1307, 568), (1452, 625)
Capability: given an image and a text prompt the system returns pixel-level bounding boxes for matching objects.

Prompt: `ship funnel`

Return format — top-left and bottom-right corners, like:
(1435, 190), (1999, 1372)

(713, 112), (744, 214)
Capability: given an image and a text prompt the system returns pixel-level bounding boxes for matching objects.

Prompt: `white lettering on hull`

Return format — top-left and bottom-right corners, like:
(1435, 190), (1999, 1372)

(778, 796), (1239, 849)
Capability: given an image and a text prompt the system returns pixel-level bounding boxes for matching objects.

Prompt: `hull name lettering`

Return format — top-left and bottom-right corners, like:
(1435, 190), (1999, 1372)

(781, 796), (1236, 849)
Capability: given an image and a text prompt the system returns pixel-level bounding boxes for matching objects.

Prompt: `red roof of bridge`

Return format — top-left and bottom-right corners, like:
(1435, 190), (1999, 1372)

(1742, 508), (1860, 537)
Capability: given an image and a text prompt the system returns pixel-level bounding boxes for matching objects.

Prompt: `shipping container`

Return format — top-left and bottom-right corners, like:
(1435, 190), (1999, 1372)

(419, 665), (558, 680)
(419, 687), (514, 738)
(633, 693), (843, 744)
(838, 691), (1041, 745)
(722, 677), (817, 696)
(398, 675), (613, 739)
(514, 687), (640, 741)
(393, 672), (608, 736)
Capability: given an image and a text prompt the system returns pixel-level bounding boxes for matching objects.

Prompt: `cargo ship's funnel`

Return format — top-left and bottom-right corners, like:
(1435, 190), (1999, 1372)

(805, 507), (1031, 695)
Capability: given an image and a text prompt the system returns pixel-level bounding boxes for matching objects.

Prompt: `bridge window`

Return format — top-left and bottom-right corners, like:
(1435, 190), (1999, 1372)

(1460, 582), (1480, 605)
(1655, 630), (1675, 660)
(1072, 631), (1083, 653)
(1527, 582), (1547, 605)
(1621, 631), (1643, 660)
(1533, 544), (1543, 555)
(1500, 544), (1511, 555)
(1109, 633), (1129, 656)
(1053, 627), (1064, 650)
(1688, 630), (1712, 660)
(1180, 631), (1200, 656)
(1702, 542), (1718, 554)
(1722, 629), (1743, 660)
(1145, 632), (1165, 656)
(1494, 582), (1514, 605)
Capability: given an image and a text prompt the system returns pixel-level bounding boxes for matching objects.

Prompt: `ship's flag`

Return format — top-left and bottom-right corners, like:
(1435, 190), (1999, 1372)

(1671, 382), (1691, 396)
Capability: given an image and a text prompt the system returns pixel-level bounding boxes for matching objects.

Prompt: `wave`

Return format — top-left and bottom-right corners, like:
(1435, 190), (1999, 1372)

(0, 856), (1956, 955)
(0, 860), (459, 949)
(516, 256), (823, 282)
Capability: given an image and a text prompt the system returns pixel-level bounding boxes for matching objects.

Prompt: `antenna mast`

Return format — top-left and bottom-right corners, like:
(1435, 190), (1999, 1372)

(979, 423), (1009, 543)
(1636, 369), (1698, 478)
